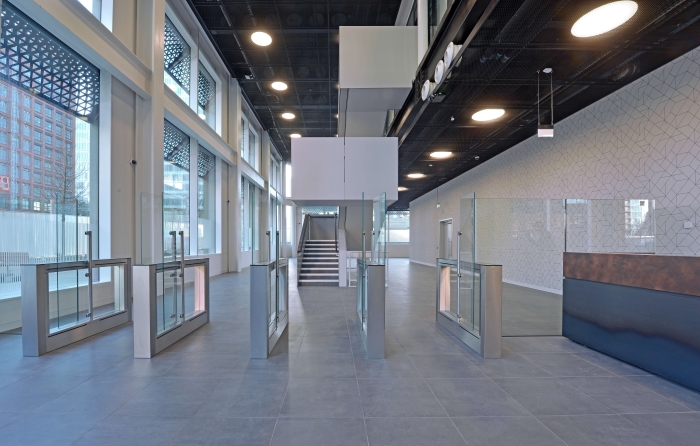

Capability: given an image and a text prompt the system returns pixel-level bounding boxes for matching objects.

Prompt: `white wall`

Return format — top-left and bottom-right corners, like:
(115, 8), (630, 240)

(291, 137), (398, 203)
(410, 47), (700, 292)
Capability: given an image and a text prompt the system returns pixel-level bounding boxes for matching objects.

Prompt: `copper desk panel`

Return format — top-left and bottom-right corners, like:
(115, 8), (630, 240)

(563, 252), (700, 298)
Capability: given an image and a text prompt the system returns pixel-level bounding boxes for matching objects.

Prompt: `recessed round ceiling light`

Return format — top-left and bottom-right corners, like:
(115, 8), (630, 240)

(472, 109), (505, 122)
(271, 82), (287, 91)
(398, 186), (408, 192)
(407, 173), (425, 179)
(430, 151), (452, 159)
(571, 1), (638, 38)
(282, 113), (295, 119)
(290, 133), (301, 138)
(251, 31), (272, 46)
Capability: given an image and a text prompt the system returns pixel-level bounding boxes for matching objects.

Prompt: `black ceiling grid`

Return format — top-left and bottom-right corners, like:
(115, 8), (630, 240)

(391, 0), (700, 210)
(188, 0), (404, 160)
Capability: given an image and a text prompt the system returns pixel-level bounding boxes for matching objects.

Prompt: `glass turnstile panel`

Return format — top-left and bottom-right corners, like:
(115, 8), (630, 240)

(458, 195), (477, 331)
(277, 262), (288, 322)
(268, 264), (276, 338)
(156, 267), (180, 336)
(437, 263), (459, 320)
(91, 264), (126, 319)
(48, 268), (90, 334)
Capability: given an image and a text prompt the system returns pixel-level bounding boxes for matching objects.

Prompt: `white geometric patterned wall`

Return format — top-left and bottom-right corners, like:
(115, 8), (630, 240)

(410, 47), (700, 292)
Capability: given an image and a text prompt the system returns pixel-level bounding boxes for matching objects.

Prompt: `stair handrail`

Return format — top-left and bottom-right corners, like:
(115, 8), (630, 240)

(297, 214), (310, 255)
(334, 213), (339, 253)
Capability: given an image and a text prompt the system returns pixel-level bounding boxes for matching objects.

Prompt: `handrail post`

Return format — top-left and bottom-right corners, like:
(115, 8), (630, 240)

(85, 231), (93, 320)
(178, 231), (185, 320)
(456, 231), (462, 320)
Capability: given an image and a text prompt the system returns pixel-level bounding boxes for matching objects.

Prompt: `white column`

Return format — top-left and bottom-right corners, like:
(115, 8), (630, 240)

(417, 0), (429, 61)
(227, 78), (242, 272)
(134, 0), (166, 264)
(189, 136), (198, 256)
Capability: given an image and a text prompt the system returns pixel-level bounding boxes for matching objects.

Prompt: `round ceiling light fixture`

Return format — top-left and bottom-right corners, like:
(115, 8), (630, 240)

(290, 133), (301, 138)
(571, 1), (638, 38)
(472, 108), (505, 122)
(398, 186), (408, 192)
(251, 31), (272, 46)
(271, 81), (288, 91)
(430, 151), (452, 159)
(407, 173), (425, 179)
(282, 112), (295, 119)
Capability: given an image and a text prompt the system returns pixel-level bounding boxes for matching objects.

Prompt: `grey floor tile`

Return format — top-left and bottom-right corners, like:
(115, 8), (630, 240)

(270, 417), (367, 446)
(114, 376), (223, 417)
(539, 414), (665, 446)
(623, 374), (700, 411)
(622, 412), (700, 446)
(358, 378), (446, 417)
(34, 375), (156, 416)
(353, 354), (421, 379)
(409, 353), (486, 379)
(0, 374), (90, 412)
(452, 416), (565, 446)
(280, 378), (362, 418)
(72, 414), (191, 446)
(227, 354), (296, 379)
(520, 352), (614, 377)
(427, 378), (530, 417)
(575, 351), (652, 376)
(291, 352), (357, 378)
(561, 376), (690, 414)
(365, 417), (466, 446)
(0, 412), (106, 445)
(493, 377), (611, 415)
(172, 417), (277, 445)
(0, 412), (25, 429)
(502, 337), (567, 353)
(298, 335), (352, 353)
(196, 377), (288, 418)
(470, 353), (552, 378)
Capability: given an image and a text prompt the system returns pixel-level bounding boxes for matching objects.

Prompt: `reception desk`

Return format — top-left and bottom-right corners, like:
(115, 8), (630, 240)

(563, 252), (700, 392)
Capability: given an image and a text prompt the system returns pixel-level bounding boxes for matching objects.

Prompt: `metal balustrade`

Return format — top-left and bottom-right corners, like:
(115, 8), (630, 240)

(436, 258), (502, 358)
(132, 251), (209, 358)
(21, 231), (132, 356)
(250, 257), (289, 359)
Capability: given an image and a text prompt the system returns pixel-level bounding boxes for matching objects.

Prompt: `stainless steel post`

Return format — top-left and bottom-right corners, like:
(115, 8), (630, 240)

(179, 231), (185, 320)
(169, 231), (177, 320)
(85, 230), (93, 319)
(456, 231), (462, 319)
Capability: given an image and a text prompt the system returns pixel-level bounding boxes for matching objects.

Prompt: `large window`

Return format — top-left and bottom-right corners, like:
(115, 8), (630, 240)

(0, 2), (100, 299)
(428, 0), (449, 45)
(240, 114), (260, 172)
(197, 146), (216, 254)
(240, 176), (259, 252)
(164, 16), (191, 105)
(163, 120), (190, 256)
(197, 62), (216, 129)
(387, 211), (410, 244)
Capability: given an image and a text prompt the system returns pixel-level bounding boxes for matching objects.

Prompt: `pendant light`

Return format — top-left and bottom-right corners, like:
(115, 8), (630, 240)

(538, 68), (554, 137)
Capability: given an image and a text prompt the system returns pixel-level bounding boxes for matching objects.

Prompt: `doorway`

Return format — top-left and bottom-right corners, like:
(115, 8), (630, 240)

(439, 219), (453, 259)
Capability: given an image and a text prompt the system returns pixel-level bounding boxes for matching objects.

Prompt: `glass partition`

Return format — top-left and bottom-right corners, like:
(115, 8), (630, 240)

(565, 199), (655, 253)
(458, 196), (477, 330)
(371, 192), (387, 265)
(91, 263), (126, 319)
(156, 263), (180, 336)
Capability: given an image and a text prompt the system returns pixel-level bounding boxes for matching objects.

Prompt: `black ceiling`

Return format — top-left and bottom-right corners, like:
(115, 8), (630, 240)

(389, 0), (700, 210)
(188, 0), (700, 210)
(188, 0), (403, 159)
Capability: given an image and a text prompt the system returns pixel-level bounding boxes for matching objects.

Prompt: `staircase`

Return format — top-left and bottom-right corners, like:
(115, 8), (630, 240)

(299, 240), (339, 286)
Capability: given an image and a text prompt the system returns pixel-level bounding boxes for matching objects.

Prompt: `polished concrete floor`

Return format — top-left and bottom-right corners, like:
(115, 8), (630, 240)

(0, 259), (698, 445)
